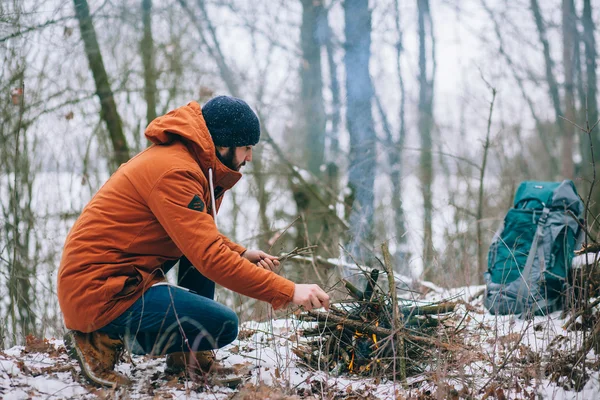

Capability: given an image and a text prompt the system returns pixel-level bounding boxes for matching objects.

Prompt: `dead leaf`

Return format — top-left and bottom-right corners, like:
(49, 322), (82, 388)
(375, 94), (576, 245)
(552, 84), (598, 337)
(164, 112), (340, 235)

(495, 388), (506, 400)
(24, 335), (57, 355)
(238, 329), (256, 340)
(232, 361), (253, 375)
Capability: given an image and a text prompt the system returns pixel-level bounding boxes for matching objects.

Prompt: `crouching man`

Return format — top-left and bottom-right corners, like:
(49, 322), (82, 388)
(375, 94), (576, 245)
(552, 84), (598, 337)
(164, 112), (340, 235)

(57, 96), (329, 387)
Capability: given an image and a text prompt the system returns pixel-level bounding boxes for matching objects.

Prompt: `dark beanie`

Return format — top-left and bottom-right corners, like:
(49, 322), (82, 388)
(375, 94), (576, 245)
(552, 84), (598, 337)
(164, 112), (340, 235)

(202, 96), (261, 147)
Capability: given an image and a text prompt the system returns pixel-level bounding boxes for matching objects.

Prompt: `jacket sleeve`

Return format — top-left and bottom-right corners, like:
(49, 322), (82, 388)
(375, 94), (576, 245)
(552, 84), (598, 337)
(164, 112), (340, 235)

(219, 233), (246, 255)
(146, 168), (295, 309)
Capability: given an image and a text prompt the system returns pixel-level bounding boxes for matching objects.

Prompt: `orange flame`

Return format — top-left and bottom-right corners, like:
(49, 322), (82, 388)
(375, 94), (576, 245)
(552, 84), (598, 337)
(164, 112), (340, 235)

(372, 321), (379, 347)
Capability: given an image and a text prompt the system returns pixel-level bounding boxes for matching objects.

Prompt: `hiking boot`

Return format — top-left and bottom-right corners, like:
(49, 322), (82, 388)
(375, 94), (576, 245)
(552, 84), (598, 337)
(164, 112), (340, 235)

(165, 351), (242, 388)
(64, 330), (131, 388)
(166, 350), (222, 373)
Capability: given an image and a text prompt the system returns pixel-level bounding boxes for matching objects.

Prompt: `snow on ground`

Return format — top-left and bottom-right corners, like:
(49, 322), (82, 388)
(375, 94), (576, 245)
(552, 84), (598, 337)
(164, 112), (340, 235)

(1, 285), (599, 399)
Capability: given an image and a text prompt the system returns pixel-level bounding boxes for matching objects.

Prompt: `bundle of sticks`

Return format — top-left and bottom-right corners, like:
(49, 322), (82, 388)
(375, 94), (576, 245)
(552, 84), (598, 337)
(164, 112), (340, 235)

(293, 244), (462, 380)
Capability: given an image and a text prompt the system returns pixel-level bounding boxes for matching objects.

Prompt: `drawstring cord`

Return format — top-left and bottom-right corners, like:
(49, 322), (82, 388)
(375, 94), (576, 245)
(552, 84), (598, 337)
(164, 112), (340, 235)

(208, 168), (218, 228)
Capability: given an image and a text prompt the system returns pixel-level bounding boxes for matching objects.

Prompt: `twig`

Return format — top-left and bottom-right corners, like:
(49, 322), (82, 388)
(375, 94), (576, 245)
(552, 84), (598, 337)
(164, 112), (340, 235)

(278, 246), (318, 263)
(575, 242), (600, 255)
(563, 297), (600, 329)
(268, 216), (300, 254)
(477, 83), (497, 279)
(478, 321), (531, 393)
(568, 210), (597, 243)
(468, 288), (485, 302)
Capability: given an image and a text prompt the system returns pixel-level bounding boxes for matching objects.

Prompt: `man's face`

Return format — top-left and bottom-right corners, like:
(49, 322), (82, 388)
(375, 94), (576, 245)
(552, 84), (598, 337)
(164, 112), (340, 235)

(216, 145), (253, 171)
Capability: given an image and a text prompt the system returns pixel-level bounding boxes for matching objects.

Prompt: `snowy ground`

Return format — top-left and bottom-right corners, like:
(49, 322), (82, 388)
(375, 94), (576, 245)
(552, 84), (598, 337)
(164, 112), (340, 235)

(1, 284), (599, 399)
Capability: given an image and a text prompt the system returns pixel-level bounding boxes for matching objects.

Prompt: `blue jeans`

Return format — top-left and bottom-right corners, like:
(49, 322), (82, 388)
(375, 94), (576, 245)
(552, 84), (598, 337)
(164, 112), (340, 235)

(99, 257), (238, 355)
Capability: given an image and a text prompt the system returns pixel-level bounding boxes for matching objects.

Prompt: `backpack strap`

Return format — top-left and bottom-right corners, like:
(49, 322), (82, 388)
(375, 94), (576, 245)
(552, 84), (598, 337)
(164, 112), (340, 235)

(516, 207), (550, 311)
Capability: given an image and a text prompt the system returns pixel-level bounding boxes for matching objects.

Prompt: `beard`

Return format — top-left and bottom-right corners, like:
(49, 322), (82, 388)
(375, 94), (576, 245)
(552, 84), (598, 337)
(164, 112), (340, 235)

(216, 147), (245, 171)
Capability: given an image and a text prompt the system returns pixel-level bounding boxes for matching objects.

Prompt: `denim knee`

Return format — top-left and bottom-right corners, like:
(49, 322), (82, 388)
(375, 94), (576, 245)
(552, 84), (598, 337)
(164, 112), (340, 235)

(217, 309), (238, 346)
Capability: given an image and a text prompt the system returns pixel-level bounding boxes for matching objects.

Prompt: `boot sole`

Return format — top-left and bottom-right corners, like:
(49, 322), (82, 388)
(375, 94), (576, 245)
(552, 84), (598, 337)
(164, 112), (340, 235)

(64, 331), (128, 389)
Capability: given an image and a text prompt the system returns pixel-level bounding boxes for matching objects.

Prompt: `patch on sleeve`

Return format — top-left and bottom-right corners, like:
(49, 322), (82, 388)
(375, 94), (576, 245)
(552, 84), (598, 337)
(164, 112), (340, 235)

(187, 194), (205, 212)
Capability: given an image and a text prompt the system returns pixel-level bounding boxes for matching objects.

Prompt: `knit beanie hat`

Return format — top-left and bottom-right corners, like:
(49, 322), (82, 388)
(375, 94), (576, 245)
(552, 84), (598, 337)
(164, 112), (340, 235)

(202, 96), (261, 147)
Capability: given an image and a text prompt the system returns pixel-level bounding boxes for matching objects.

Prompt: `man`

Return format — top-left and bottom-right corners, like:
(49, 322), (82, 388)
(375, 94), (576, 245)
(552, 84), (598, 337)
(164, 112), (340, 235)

(57, 96), (330, 388)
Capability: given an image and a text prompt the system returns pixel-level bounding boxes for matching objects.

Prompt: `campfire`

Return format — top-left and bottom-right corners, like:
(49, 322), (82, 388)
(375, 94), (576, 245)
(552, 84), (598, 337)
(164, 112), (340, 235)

(293, 244), (462, 380)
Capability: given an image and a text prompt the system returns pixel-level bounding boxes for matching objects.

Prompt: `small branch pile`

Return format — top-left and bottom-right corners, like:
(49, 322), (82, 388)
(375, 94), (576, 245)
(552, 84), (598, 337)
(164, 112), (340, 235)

(293, 244), (463, 380)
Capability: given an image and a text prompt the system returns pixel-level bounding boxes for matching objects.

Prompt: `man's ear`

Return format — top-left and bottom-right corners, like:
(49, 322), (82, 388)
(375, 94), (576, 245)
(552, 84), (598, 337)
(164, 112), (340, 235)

(215, 146), (228, 157)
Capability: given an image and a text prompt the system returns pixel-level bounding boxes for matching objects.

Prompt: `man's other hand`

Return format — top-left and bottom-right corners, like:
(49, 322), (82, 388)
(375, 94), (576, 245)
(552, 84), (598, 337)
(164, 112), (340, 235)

(242, 249), (280, 272)
(292, 284), (330, 311)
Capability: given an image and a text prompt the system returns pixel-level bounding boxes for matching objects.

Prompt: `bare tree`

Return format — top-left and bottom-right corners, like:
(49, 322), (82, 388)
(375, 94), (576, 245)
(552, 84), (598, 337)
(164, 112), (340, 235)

(322, 4), (341, 158)
(583, 0), (598, 130)
(291, 0), (340, 256)
(0, 2), (39, 345)
(141, 0), (158, 128)
(481, 0), (555, 175)
(177, 0), (240, 96)
(562, 0), (576, 179)
(73, 0), (130, 168)
(300, 0), (326, 176)
(418, 0), (435, 280)
(391, 0), (408, 263)
(582, 0), (600, 220)
(344, 0), (376, 264)
(530, 0), (567, 178)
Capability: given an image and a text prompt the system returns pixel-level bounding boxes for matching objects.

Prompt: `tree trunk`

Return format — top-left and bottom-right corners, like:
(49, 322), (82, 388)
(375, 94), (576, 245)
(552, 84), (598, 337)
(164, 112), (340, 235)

(392, 0), (408, 266)
(531, 0), (565, 173)
(1, 73), (38, 344)
(583, 0), (598, 131)
(573, 3), (586, 124)
(300, 0), (326, 176)
(322, 6), (342, 257)
(562, 0), (576, 179)
(251, 145), (271, 250)
(344, 0), (376, 264)
(477, 87), (496, 283)
(324, 7), (341, 158)
(293, 0), (337, 257)
(418, 0), (435, 280)
(582, 0), (600, 221)
(73, 0), (129, 168)
(141, 0), (157, 128)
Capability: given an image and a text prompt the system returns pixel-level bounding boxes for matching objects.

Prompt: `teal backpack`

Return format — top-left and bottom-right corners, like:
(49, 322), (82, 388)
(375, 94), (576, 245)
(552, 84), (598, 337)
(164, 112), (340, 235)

(484, 180), (584, 315)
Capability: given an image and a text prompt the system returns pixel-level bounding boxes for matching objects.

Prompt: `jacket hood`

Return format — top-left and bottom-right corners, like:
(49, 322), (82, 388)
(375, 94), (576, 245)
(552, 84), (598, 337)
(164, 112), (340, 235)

(145, 101), (242, 191)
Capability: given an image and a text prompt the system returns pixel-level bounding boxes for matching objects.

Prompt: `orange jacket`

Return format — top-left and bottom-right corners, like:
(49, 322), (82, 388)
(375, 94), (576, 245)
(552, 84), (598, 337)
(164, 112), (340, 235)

(57, 101), (295, 332)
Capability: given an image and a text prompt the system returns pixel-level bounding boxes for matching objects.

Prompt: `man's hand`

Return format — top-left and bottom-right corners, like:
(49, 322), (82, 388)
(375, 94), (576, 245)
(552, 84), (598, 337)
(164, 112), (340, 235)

(242, 249), (280, 272)
(292, 284), (330, 311)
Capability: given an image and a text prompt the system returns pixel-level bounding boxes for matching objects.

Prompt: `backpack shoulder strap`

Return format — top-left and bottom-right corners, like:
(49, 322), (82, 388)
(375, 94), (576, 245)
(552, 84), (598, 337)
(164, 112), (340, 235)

(516, 207), (550, 308)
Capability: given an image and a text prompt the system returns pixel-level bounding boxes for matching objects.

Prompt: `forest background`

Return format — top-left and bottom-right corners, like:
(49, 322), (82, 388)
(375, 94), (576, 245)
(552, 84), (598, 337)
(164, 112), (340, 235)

(0, 0), (598, 349)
